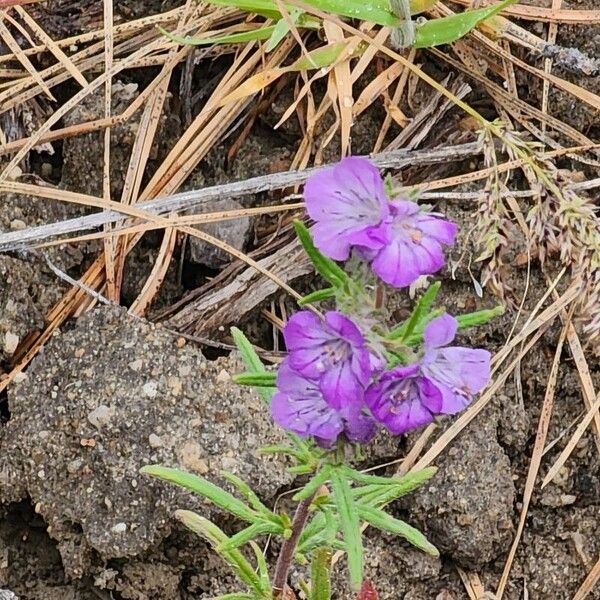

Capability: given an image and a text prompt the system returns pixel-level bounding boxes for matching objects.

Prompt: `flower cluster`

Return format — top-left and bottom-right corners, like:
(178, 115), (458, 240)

(304, 157), (458, 287)
(271, 157), (491, 446)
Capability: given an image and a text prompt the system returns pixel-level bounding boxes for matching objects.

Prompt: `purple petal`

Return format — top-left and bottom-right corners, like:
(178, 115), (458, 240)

(275, 360), (318, 395)
(415, 214), (458, 246)
(424, 314), (458, 349)
(270, 391), (343, 441)
(435, 347), (491, 394)
(342, 407), (378, 444)
(409, 236), (445, 276)
(389, 199), (420, 218)
(324, 311), (365, 347)
(417, 377), (443, 414)
(283, 311), (325, 350)
(303, 158), (390, 260)
(433, 380), (471, 415)
(371, 240), (422, 288)
(320, 361), (363, 409)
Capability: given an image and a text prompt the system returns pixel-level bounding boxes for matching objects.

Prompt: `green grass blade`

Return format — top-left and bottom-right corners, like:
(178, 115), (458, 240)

(141, 466), (257, 522)
(413, 0), (516, 48)
(331, 468), (363, 590)
(159, 25), (275, 46)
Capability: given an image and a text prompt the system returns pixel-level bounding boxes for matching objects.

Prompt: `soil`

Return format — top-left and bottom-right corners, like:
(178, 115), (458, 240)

(1, 1), (600, 599)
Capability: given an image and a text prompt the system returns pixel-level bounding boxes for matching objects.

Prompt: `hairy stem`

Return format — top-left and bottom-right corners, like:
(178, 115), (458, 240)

(272, 494), (315, 598)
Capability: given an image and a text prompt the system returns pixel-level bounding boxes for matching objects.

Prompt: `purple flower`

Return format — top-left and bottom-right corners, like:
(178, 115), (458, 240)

(365, 314), (490, 435)
(304, 157), (390, 261)
(284, 310), (378, 407)
(371, 200), (458, 288)
(271, 361), (377, 447)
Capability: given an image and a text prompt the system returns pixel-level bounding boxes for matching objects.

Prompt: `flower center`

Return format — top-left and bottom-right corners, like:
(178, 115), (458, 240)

(398, 220), (423, 244)
(317, 340), (349, 372)
(388, 379), (415, 413)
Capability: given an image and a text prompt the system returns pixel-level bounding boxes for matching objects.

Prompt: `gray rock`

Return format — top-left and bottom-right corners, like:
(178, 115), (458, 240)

(0, 591), (18, 600)
(0, 306), (292, 577)
(406, 410), (515, 569)
(187, 198), (252, 268)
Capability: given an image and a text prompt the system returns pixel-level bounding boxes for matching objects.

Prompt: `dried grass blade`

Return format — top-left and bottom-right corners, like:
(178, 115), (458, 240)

(0, 17), (54, 100)
(573, 556), (600, 600)
(14, 6), (88, 87)
(495, 311), (572, 599)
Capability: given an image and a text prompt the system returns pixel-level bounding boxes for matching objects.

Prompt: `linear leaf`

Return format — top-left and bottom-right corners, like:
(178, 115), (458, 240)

(220, 471), (278, 520)
(141, 466), (257, 522)
(231, 327), (275, 405)
(358, 506), (439, 556)
(413, 0), (516, 48)
(456, 305), (504, 329)
(159, 25), (275, 46)
(387, 282), (441, 340)
(298, 287), (336, 306)
(232, 372), (277, 387)
(293, 220), (349, 288)
(293, 464), (332, 501)
(331, 468), (363, 590)
(249, 541), (271, 591)
(310, 547), (332, 600)
(218, 521), (283, 551)
(175, 511), (264, 594)
(265, 8), (303, 51)
(355, 467), (437, 508)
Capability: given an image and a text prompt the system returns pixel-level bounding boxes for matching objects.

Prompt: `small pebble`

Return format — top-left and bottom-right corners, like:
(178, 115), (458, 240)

(148, 433), (163, 448)
(88, 405), (114, 429)
(111, 522), (127, 534)
(142, 381), (158, 398)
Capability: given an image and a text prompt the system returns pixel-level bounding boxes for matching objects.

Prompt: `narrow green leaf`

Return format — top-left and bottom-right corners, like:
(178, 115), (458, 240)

(298, 287), (336, 306)
(403, 308), (445, 347)
(293, 465), (332, 501)
(310, 547), (332, 600)
(288, 464), (316, 475)
(331, 468), (363, 590)
(231, 327), (275, 406)
(175, 511), (264, 594)
(159, 25), (275, 46)
(297, 507), (338, 555)
(413, 0), (516, 48)
(456, 305), (504, 329)
(307, 0), (399, 26)
(232, 372), (277, 387)
(218, 521), (283, 551)
(141, 466), (257, 522)
(197, 0), (282, 19)
(289, 41), (365, 72)
(220, 471), (278, 521)
(249, 541), (271, 591)
(341, 466), (405, 486)
(358, 505), (439, 556)
(387, 282), (441, 340)
(265, 8), (303, 51)
(355, 467), (437, 508)
(293, 220), (349, 288)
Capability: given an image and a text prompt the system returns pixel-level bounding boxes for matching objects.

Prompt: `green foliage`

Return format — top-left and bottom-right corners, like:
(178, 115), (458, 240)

(330, 467), (363, 591)
(387, 282), (441, 341)
(141, 466), (259, 522)
(298, 287), (336, 306)
(232, 372), (277, 387)
(310, 547), (332, 600)
(414, 0), (516, 48)
(175, 511), (268, 597)
(294, 220), (350, 289)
